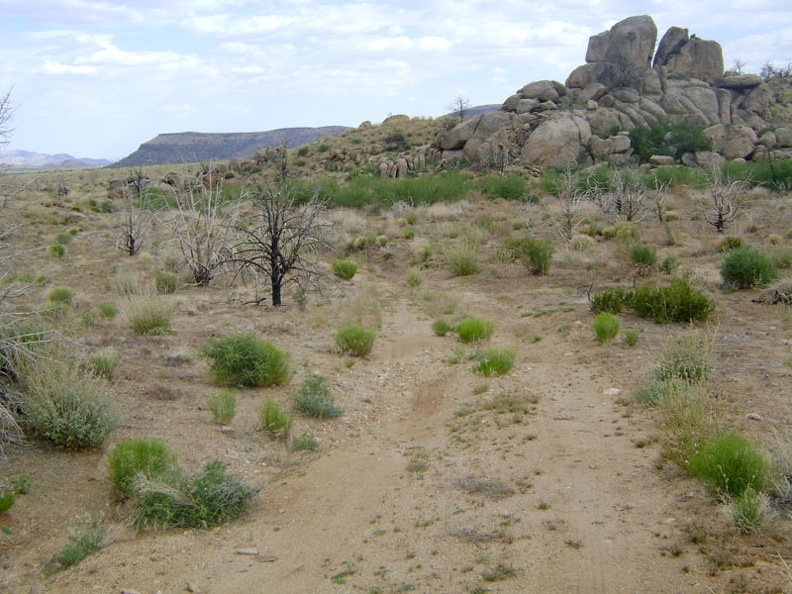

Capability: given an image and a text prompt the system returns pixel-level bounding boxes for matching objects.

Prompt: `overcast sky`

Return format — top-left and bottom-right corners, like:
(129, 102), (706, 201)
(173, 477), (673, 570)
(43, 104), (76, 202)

(1, 1), (790, 160)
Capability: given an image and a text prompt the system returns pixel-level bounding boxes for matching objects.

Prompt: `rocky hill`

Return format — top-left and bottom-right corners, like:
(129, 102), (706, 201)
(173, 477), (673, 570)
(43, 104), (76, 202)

(111, 126), (350, 168)
(435, 14), (792, 170)
(0, 150), (111, 171)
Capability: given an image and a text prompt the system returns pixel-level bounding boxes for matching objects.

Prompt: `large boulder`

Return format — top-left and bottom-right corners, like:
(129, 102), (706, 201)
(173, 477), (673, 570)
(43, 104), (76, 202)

(653, 27), (689, 68)
(461, 112), (514, 161)
(521, 113), (592, 168)
(584, 15), (656, 71)
(664, 37), (724, 79)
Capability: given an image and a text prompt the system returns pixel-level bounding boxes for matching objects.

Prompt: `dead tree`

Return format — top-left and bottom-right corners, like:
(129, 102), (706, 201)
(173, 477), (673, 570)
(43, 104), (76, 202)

(701, 166), (746, 233)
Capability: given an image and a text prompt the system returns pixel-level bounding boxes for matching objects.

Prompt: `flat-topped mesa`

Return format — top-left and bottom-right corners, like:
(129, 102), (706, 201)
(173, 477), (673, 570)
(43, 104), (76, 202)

(433, 14), (792, 171)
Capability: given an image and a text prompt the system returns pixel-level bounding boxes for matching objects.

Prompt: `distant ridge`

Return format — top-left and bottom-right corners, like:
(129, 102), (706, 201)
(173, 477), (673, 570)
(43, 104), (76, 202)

(0, 150), (111, 170)
(111, 126), (350, 168)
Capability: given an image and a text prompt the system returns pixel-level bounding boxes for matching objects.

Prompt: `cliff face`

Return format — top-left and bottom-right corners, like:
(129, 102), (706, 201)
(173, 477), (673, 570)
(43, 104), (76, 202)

(112, 127), (350, 167)
(435, 15), (792, 169)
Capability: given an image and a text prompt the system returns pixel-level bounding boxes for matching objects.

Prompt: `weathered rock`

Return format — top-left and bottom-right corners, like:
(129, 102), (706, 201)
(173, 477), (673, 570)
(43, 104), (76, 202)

(521, 113), (591, 168)
(715, 74), (763, 90)
(653, 27), (689, 68)
(590, 134), (631, 160)
(723, 126), (759, 160)
(519, 80), (564, 102)
(759, 131), (777, 149)
(579, 83), (608, 103)
(775, 127), (792, 148)
(566, 62), (620, 90)
(436, 116), (479, 150)
(665, 37), (724, 79)
(744, 83), (773, 116)
(695, 151), (726, 168)
(515, 98), (540, 114)
(603, 15), (657, 71)
(649, 155), (675, 166)
(585, 108), (629, 138)
(461, 112), (514, 161)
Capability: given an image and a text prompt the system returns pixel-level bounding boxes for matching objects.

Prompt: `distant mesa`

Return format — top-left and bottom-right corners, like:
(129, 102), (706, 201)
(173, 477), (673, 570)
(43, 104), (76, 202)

(0, 149), (112, 170)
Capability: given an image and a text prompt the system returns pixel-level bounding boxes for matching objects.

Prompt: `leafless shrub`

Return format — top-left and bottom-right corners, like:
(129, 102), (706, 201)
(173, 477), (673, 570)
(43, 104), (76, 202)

(699, 166), (748, 233)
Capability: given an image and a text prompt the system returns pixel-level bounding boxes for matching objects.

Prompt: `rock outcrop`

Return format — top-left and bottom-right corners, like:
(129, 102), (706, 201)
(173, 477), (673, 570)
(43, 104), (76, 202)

(434, 14), (792, 170)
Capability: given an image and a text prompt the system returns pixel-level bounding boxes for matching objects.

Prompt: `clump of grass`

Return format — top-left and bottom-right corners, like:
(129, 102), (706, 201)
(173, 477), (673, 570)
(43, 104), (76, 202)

(444, 244), (479, 276)
(21, 361), (120, 451)
(629, 241), (657, 270)
(656, 380), (713, 469)
(405, 266), (424, 288)
(48, 286), (73, 305)
(502, 236), (554, 275)
(0, 491), (15, 514)
(690, 432), (770, 501)
(655, 332), (713, 384)
(258, 398), (294, 439)
(717, 235), (743, 253)
(125, 296), (173, 335)
(331, 259), (358, 281)
(336, 323), (375, 357)
(474, 347), (516, 377)
(721, 246), (780, 289)
(49, 244), (65, 258)
(293, 374), (343, 418)
(658, 255), (681, 274)
(97, 302), (119, 318)
(134, 460), (257, 529)
(203, 333), (292, 387)
(622, 327), (639, 346)
(108, 438), (180, 497)
(155, 271), (178, 294)
(114, 270), (139, 296)
(207, 389), (238, 424)
(634, 377), (685, 407)
(592, 312), (620, 345)
(456, 317), (495, 343)
(431, 318), (452, 337)
(44, 518), (106, 575)
(89, 348), (120, 380)
(731, 488), (768, 534)
(292, 432), (320, 451)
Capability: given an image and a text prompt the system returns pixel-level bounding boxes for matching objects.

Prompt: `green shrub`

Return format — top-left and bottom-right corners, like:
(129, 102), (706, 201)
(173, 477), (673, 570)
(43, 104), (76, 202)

(258, 398), (293, 439)
(717, 235), (743, 253)
(621, 328), (639, 346)
(135, 460), (257, 529)
(204, 334), (291, 387)
(634, 378), (682, 407)
(655, 332), (713, 384)
(656, 380), (713, 468)
(125, 296), (173, 335)
(49, 244), (65, 258)
(155, 271), (178, 294)
(592, 313), (620, 345)
(431, 318), (452, 337)
(590, 287), (629, 314)
(336, 323), (375, 357)
(405, 266), (424, 288)
(629, 242), (657, 269)
(293, 374), (343, 418)
(22, 362), (120, 450)
(690, 432), (770, 500)
(0, 491), (15, 514)
(207, 389), (238, 424)
(732, 488), (768, 534)
(629, 121), (711, 163)
(97, 302), (119, 318)
(89, 348), (120, 380)
(456, 317), (495, 343)
(658, 255), (680, 275)
(45, 518), (106, 575)
(331, 259), (358, 281)
(502, 236), (554, 275)
(114, 270), (138, 296)
(721, 246), (780, 289)
(109, 438), (179, 497)
(445, 244), (479, 276)
(292, 432), (320, 451)
(48, 286), (73, 305)
(55, 232), (72, 245)
(474, 348), (516, 377)
(629, 280), (713, 323)
(479, 173), (527, 201)
(601, 221), (639, 242)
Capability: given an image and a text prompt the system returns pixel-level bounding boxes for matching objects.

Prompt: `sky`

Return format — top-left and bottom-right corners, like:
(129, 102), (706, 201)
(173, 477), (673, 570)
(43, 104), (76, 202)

(0, 1), (790, 161)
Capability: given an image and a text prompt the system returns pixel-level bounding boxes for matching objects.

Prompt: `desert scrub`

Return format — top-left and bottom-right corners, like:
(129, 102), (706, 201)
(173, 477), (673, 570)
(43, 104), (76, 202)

(444, 243), (479, 276)
(336, 323), (375, 357)
(474, 347), (516, 377)
(622, 327), (639, 346)
(97, 301), (119, 318)
(656, 380), (713, 469)
(125, 296), (173, 335)
(21, 361), (120, 450)
(589, 287), (628, 314)
(48, 286), (73, 305)
(720, 246), (779, 289)
(658, 255), (680, 275)
(109, 438), (179, 498)
(731, 488), (769, 534)
(207, 389), (238, 424)
(405, 266), (424, 287)
(456, 317), (495, 343)
(134, 460), (257, 529)
(203, 333), (291, 387)
(293, 374), (343, 418)
(49, 243), (65, 258)
(431, 318), (453, 337)
(44, 517), (106, 575)
(331, 259), (358, 280)
(628, 241), (657, 270)
(690, 432), (770, 501)
(258, 398), (294, 439)
(628, 279), (713, 323)
(655, 332), (713, 384)
(717, 235), (743, 253)
(592, 313), (620, 345)
(155, 271), (178, 294)
(89, 347), (120, 380)
(502, 236), (554, 275)
(0, 491), (15, 514)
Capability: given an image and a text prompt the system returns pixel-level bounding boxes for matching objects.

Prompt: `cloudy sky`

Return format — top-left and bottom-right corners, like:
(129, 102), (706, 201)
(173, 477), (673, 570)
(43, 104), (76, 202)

(1, 1), (790, 160)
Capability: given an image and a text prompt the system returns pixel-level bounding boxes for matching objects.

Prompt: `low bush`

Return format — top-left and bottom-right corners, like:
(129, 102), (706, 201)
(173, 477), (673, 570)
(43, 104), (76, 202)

(474, 348), (516, 377)
(293, 374), (343, 418)
(258, 398), (293, 439)
(479, 173), (528, 201)
(456, 317), (495, 343)
(204, 333), (291, 387)
(135, 460), (257, 529)
(629, 121), (711, 163)
(589, 287), (629, 314)
(49, 244), (65, 258)
(655, 332), (713, 384)
(445, 244), (479, 276)
(656, 380), (713, 469)
(125, 296), (173, 335)
(405, 266), (424, 287)
(502, 236), (554, 275)
(97, 302), (119, 318)
(21, 362), (120, 450)
(622, 327), (639, 346)
(48, 286), (73, 305)
(207, 389), (238, 424)
(717, 235), (743, 253)
(331, 259), (358, 281)
(431, 318), (453, 337)
(89, 348), (120, 380)
(721, 246), (780, 289)
(601, 221), (639, 242)
(658, 255), (680, 275)
(634, 378), (682, 407)
(690, 432), (770, 500)
(292, 432), (320, 451)
(592, 313), (620, 345)
(732, 488), (768, 534)
(109, 438), (179, 497)
(155, 271), (178, 294)
(336, 323), (375, 357)
(628, 241), (657, 269)
(629, 280), (713, 323)
(0, 491), (15, 514)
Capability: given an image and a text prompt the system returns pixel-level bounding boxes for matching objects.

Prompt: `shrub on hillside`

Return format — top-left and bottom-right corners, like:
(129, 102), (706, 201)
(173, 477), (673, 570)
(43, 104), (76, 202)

(293, 374), (343, 418)
(109, 438), (179, 498)
(589, 287), (629, 314)
(592, 313), (620, 345)
(456, 317), (495, 343)
(207, 389), (238, 424)
(690, 432), (770, 500)
(258, 398), (293, 439)
(155, 271), (178, 294)
(336, 323), (375, 357)
(628, 241), (658, 270)
(474, 347), (516, 377)
(655, 332), (713, 384)
(721, 246), (780, 289)
(628, 280), (713, 323)
(203, 334), (291, 387)
(331, 259), (358, 281)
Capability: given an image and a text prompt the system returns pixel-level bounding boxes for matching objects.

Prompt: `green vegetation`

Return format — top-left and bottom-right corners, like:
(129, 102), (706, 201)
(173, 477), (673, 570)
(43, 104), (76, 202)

(331, 259), (358, 280)
(456, 317), (495, 343)
(592, 313), (620, 345)
(45, 518), (106, 575)
(655, 332), (712, 384)
(629, 280), (713, 323)
(203, 333), (292, 387)
(0, 491), (14, 514)
(721, 246), (780, 289)
(474, 347), (516, 377)
(444, 243), (479, 276)
(717, 235), (743, 253)
(502, 236), (554, 275)
(89, 348), (120, 380)
(258, 398), (294, 439)
(589, 287), (628, 314)
(109, 438), (179, 497)
(629, 121), (711, 163)
(207, 389), (238, 424)
(97, 301), (119, 318)
(431, 318), (453, 337)
(628, 241), (657, 269)
(405, 266), (424, 287)
(125, 296), (173, 335)
(293, 373), (343, 418)
(690, 432), (770, 500)
(154, 271), (178, 294)
(48, 286), (73, 305)
(335, 323), (375, 357)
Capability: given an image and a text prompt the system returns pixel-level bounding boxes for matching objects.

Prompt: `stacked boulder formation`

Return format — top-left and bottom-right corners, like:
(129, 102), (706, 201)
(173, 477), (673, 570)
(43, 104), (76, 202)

(435, 15), (792, 169)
